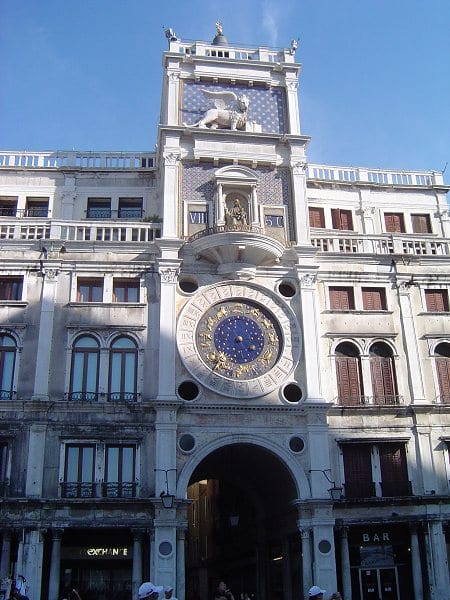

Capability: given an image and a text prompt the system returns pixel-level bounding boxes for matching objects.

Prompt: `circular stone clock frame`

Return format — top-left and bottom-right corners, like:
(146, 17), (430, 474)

(177, 283), (302, 398)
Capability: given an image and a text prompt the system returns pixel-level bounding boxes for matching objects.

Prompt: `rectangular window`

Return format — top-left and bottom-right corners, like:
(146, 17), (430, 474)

(86, 198), (111, 219)
(118, 198), (143, 219)
(362, 287), (387, 310)
(331, 208), (353, 231)
(63, 444), (96, 498)
(379, 444), (410, 496)
(384, 213), (405, 233)
(113, 279), (140, 303)
(425, 289), (449, 312)
(411, 213), (432, 234)
(308, 207), (325, 228)
(342, 445), (374, 498)
(329, 286), (355, 310)
(104, 445), (136, 497)
(0, 277), (23, 301)
(25, 197), (49, 218)
(77, 278), (104, 302)
(0, 196), (17, 217)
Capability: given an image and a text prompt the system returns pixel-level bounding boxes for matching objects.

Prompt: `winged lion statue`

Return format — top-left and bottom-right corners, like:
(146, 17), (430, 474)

(187, 89), (249, 130)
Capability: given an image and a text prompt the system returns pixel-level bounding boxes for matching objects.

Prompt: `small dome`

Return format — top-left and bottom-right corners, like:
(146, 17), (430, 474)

(212, 21), (228, 46)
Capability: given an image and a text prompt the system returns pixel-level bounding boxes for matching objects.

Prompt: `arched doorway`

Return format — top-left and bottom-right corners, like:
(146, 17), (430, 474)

(185, 443), (299, 600)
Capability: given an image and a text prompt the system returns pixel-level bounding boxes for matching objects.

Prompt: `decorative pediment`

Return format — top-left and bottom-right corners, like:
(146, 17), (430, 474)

(214, 165), (258, 185)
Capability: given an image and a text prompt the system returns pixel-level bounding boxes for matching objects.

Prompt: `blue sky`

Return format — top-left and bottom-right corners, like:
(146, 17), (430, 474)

(1, 0), (449, 173)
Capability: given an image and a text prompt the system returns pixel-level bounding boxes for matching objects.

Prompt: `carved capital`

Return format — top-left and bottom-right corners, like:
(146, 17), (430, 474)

(292, 159), (307, 175)
(357, 205), (376, 217)
(300, 273), (317, 288)
(286, 80), (298, 91)
(167, 71), (180, 82)
(436, 209), (450, 219)
(163, 152), (181, 166)
(43, 267), (60, 280)
(159, 267), (179, 283)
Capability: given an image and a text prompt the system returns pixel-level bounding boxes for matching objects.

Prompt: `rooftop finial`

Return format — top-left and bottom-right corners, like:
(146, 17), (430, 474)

(212, 21), (228, 46)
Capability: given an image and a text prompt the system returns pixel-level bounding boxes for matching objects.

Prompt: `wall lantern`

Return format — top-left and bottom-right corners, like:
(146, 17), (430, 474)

(155, 468), (177, 508)
(309, 469), (343, 501)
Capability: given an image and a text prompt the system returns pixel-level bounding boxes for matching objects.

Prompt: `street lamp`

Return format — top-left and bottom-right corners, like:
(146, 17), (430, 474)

(154, 468), (177, 508)
(309, 469), (343, 501)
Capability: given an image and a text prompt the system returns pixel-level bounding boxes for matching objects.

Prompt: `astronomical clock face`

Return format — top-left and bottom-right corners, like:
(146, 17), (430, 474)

(177, 283), (302, 398)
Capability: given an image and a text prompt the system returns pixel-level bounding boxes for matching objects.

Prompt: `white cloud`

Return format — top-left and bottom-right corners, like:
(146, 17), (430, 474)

(262, 0), (279, 47)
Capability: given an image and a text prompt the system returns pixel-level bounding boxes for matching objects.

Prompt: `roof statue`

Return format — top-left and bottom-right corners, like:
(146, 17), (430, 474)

(290, 38), (298, 54)
(212, 20), (228, 46)
(164, 27), (179, 42)
(188, 90), (249, 130)
(215, 21), (223, 35)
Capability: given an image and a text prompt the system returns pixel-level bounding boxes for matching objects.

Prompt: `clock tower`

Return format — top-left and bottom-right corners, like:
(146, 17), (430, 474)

(154, 24), (335, 600)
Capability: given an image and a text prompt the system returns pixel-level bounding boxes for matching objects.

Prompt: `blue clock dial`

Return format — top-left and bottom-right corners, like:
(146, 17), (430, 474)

(214, 315), (265, 363)
(196, 300), (282, 380)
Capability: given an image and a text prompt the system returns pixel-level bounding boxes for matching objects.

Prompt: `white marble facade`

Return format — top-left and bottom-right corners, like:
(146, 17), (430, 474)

(0, 27), (449, 600)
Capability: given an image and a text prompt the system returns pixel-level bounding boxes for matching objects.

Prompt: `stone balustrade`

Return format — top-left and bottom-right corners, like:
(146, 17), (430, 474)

(307, 164), (444, 186)
(311, 233), (450, 256)
(0, 150), (156, 170)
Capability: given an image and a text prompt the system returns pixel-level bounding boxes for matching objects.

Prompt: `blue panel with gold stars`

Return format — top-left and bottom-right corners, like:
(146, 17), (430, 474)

(181, 81), (286, 134)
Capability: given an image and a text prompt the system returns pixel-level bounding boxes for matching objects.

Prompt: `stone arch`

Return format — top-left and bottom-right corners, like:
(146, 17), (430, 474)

(177, 432), (311, 500)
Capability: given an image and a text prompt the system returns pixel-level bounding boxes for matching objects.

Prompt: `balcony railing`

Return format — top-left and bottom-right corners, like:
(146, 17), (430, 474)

(0, 389), (15, 400)
(307, 164), (444, 186)
(188, 223), (267, 242)
(86, 208), (144, 220)
(0, 480), (10, 497)
(60, 481), (137, 498)
(0, 219), (162, 242)
(106, 392), (139, 402)
(66, 391), (99, 402)
(0, 151), (156, 170)
(311, 233), (450, 256)
(336, 395), (404, 407)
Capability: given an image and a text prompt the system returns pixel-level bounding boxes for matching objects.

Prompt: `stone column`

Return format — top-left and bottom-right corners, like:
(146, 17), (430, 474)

(166, 70), (181, 126)
(161, 151), (181, 239)
(176, 528), (186, 600)
(217, 183), (224, 224)
(298, 273), (323, 402)
(285, 78), (300, 134)
(360, 355), (373, 404)
(396, 282), (426, 402)
(0, 530), (12, 578)
(409, 524), (423, 600)
(300, 528), (312, 598)
(25, 424), (47, 497)
(48, 529), (63, 600)
(312, 522), (337, 595)
(132, 530), (144, 600)
(21, 529), (45, 600)
(339, 527), (351, 600)
(32, 266), (59, 400)
(290, 161), (309, 244)
(429, 520), (450, 597)
(251, 186), (258, 225)
(156, 261), (181, 400)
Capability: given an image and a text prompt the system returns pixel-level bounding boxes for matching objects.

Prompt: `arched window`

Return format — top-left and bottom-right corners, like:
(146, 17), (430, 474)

(369, 342), (398, 405)
(335, 342), (363, 406)
(69, 336), (100, 401)
(0, 334), (17, 400)
(109, 337), (138, 401)
(435, 342), (450, 404)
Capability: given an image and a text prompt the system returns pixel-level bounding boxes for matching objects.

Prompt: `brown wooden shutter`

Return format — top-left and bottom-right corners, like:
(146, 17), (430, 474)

(329, 287), (354, 310)
(384, 213), (404, 232)
(336, 357), (362, 403)
(343, 445), (373, 497)
(425, 290), (448, 312)
(436, 358), (450, 403)
(370, 357), (396, 402)
(309, 207), (325, 228)
(379, 444), (408, 495)
(362, 288), (384, 310)
(412, 214), (431, 233)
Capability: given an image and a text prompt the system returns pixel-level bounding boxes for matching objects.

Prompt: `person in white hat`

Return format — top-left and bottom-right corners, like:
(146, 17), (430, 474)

(308, 586), (326, 599)
(164, 586), (177, 600)
(138, 582), (163, 600)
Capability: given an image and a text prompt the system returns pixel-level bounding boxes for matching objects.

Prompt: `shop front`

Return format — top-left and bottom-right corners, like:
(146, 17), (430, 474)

(348, 525), (413, 600)
(60, 530), (133, 600)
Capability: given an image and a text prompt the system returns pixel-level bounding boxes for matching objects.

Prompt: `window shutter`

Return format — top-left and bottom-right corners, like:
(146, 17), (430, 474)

(379, 444), (408, 485)
(385, 213), (404, 232)
(336, 357), (362, 403)
(362, 289), (383, 310)
(425, 290), (448, 312)
(343, 445), (373, 497)
(436, 358), (450, 402)
(309, 207), (325, 228)
(370, 356), (396, 402)
(331, 209), (340, 229)
(330, 287), (354, 310)
(340, 210), (353, 230)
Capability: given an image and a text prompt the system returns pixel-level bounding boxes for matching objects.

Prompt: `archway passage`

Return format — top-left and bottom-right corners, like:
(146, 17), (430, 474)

(186, 443), (299, 600)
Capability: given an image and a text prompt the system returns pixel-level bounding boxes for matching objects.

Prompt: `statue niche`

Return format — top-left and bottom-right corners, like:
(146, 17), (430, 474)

(224, 196), (249, 229)
(188, 89), (249, 130)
